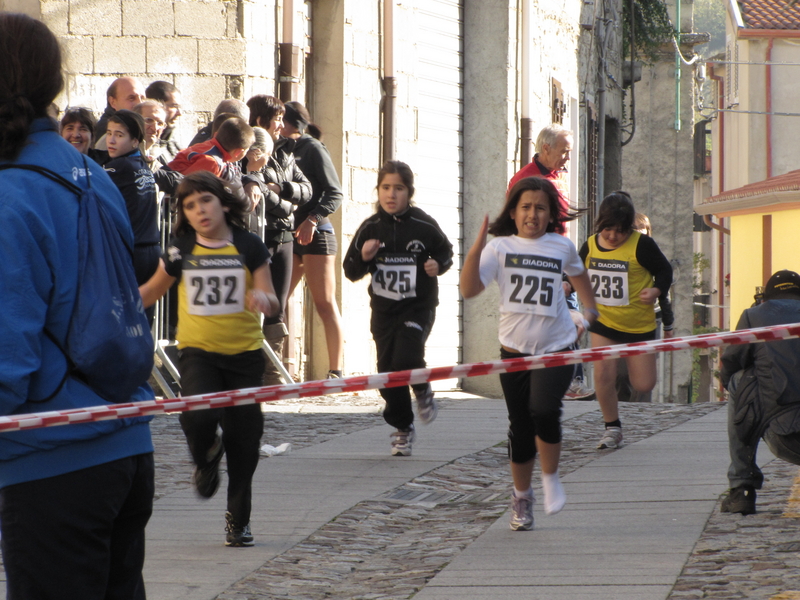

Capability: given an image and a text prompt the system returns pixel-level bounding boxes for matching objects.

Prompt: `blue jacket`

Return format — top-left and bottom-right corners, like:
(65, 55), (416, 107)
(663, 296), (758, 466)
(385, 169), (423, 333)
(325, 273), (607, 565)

(0, 118), (153, 489)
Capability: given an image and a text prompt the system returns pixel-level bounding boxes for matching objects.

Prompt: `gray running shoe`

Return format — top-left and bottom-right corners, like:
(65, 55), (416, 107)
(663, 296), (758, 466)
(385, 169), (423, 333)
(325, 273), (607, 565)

(390, 425), (416, 457)
(596, 426), (623, 449)
(414, 384), (438, 424)
(563, 377), (596, 400)
(225, 511), (254, 547)
(510, 489), (534, 531)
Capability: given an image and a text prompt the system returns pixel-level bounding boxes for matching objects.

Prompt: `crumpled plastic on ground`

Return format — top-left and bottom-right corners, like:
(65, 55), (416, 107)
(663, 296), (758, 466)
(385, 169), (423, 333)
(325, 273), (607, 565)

(260, 442), (292, 457)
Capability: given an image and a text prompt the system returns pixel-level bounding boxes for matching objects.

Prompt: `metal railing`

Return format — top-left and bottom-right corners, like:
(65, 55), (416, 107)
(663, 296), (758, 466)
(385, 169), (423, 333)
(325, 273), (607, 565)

(150, 190), (291, 398)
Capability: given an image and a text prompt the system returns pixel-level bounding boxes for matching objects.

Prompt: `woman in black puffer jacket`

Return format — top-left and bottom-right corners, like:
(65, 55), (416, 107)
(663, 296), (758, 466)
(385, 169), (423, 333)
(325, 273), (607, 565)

(243, 96), (312, 384)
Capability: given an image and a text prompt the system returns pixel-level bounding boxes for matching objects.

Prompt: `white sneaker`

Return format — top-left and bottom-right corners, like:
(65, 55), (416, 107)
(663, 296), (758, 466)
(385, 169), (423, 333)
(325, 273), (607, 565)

(390, 425), (415, 456)
(563, 377), (596, 400)
(597, 426), (623, 449)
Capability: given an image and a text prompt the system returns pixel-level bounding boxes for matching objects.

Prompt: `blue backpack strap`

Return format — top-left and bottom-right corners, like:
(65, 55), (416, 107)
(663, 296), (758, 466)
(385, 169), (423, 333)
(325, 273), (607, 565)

(0, 163), (81, 195)
(0, 163), (83, 402)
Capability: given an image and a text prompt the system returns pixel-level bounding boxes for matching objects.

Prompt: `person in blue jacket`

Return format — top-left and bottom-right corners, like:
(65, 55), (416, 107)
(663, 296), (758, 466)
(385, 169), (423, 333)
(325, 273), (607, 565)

(0, 13), (154, 599)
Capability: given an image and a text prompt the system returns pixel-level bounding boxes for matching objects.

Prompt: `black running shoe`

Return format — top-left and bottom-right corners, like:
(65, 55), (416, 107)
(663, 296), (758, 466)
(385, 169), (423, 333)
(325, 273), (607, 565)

(192, 436), (224, 499)
(225, 511), (254, 547)
(721, 484), (756, 515)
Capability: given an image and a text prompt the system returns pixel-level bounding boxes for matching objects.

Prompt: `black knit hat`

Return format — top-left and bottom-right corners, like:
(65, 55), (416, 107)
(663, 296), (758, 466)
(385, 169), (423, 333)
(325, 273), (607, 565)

(764, 270), (800, 300)
(283, 101), (310, 131)
(109, 109), (145, 143)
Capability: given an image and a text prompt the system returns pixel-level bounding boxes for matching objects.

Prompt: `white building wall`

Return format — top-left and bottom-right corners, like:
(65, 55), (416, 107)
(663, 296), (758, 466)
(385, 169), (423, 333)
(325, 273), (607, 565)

(11, 0), (626, 395)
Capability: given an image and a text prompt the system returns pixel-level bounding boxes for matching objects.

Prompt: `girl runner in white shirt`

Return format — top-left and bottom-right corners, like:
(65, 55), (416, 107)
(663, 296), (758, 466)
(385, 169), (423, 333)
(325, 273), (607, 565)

(461, 176), (598, 531)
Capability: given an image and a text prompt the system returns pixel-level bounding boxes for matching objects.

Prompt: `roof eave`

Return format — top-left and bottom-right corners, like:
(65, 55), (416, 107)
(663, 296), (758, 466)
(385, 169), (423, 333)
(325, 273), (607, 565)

(695, 189), (800, 217)
(738, 28), (800, 38)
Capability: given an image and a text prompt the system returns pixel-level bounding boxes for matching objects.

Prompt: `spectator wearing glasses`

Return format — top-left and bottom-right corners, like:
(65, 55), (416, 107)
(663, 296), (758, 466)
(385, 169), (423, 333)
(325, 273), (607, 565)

(145, 80), (183, 162)
(134, 99), (182, 195)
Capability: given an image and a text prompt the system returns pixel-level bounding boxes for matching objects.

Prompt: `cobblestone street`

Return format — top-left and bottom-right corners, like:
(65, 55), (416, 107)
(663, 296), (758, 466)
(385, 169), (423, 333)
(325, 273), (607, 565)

(149, 397), (800, 600)
(4, 396), (800, 599)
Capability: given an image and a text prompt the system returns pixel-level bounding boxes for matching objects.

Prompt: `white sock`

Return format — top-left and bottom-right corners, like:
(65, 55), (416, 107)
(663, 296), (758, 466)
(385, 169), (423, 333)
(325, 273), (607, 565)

(514, 487), (533, 499)
(542, 471), (566, 515)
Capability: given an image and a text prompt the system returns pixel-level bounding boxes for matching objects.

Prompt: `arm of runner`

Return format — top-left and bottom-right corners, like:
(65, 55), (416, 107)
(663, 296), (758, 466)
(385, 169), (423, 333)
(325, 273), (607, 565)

(460, 215), (488, 299)
(138, 259), (176, 308)
(424, 258), (440, 277)
(248, 262), (280, 317)
(567, 269), (599, 326)
(361, 239), (381, 262)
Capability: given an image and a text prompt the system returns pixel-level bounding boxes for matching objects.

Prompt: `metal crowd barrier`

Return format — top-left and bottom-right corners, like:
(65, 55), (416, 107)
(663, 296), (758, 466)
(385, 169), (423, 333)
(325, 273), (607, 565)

(150, 187), (291, 399)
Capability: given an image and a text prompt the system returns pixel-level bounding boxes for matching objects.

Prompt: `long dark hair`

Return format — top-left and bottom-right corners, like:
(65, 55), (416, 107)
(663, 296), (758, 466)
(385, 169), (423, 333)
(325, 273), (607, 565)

(489, 176), (582, 237)
(0, 13), (64, 160)
(173, 172), (250, 236)
(374, 160), (415, 210)
(594, 191), (635, 234)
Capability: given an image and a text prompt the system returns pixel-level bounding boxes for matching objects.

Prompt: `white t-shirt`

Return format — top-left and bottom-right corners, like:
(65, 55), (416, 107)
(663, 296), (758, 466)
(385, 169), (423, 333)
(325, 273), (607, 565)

(479, 233), (585, 355)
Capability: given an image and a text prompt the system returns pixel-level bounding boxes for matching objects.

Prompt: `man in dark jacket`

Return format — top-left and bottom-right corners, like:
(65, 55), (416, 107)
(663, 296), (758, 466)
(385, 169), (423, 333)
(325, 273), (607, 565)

(720, 269), (800, 515)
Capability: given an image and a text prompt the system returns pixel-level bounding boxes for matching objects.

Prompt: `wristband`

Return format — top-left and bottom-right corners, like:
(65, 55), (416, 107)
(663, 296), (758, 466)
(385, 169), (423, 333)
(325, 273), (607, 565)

(584, 308), (600, 317)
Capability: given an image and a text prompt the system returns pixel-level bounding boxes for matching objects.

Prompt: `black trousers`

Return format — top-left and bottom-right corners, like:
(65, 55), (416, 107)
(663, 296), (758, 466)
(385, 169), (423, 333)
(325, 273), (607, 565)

(178, 348), (265, 525)
(0, 453), (154, 600)
(264, 240), (293, 327)
(371, 307), (435, 431)
(499, 347), (572, 464)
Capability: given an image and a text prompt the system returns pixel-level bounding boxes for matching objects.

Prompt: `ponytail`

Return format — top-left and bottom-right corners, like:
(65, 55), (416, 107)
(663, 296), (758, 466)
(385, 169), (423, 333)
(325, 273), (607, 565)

(0, 13), (64, 160)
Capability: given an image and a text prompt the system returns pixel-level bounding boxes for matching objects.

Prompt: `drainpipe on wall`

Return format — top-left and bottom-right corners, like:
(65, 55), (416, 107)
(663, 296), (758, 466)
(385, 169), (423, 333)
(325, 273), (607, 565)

(382, 0), (397, 163)
(279, 0), (301, 102)
(708, 64), (728, 335)
(766, 39), (774, 179)
(674, 0), (682, 131)
(520, 0), (533, 166)
(596, 17), (610, 208)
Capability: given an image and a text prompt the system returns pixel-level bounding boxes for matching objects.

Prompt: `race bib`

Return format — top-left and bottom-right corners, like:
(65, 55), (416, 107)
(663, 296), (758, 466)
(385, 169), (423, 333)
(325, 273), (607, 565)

(588, 257), (629, 306)
(372, 253), (417, 301)
(184, 254), (246, 316)
(501, 253), (560, 317)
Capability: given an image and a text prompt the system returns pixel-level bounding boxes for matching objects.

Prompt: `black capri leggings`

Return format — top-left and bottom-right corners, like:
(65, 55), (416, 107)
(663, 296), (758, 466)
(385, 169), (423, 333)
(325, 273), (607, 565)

(499, 347), (573, 464)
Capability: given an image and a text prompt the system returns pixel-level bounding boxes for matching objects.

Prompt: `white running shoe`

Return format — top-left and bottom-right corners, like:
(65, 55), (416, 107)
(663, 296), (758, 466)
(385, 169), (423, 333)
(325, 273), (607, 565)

(390, 425), (416, 457)
(597, 426), (623, 449)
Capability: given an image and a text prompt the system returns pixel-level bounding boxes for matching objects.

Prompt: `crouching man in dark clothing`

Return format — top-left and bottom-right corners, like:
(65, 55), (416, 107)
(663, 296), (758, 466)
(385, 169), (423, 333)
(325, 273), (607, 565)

(721, 270), (800, 515)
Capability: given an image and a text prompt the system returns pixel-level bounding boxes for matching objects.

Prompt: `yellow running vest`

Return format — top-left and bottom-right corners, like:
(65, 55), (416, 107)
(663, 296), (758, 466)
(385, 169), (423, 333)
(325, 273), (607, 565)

(585, 231), (657, 334)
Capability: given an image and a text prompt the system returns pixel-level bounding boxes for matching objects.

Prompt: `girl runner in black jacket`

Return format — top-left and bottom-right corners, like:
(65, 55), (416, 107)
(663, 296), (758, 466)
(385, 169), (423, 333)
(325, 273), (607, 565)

(344, 161), (453, 456)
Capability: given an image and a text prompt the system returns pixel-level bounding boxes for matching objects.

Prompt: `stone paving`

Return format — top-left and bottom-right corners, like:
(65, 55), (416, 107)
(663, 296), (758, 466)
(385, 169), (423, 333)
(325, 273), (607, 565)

(5, 394), (800, 600)
(211, 400), (727, 600)
(668, 456), (800, 600)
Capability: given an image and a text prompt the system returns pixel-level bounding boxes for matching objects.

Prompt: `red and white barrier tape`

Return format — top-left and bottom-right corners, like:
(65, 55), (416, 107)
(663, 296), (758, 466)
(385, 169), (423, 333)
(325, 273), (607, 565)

(2, 322), (800, 434)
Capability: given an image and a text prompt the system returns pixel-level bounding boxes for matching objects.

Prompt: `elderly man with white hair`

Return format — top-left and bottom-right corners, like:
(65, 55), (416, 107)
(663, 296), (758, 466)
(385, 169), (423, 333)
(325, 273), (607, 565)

(508, 124), (595, 401)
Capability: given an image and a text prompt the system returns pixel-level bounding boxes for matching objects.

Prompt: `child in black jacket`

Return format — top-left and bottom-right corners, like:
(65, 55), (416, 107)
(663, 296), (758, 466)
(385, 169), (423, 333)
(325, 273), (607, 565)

(344, 161), (454, 456)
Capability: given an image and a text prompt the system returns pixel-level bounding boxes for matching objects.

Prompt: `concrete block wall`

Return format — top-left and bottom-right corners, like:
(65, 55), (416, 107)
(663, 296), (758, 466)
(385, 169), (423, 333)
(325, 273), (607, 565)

(20, 0), (280, 148)
(621, 47), (697, 402)
(4, 0), (632, 392)
(310, 0), (383, 380)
